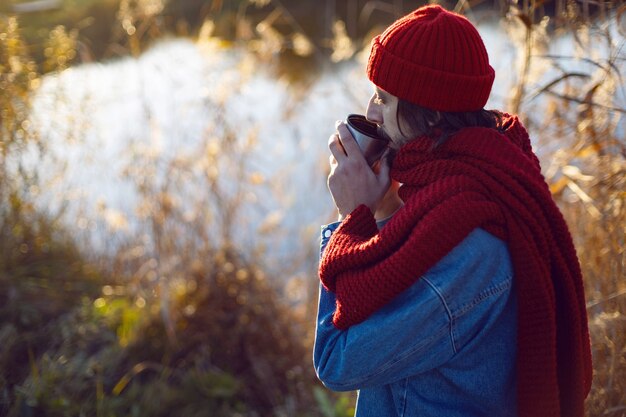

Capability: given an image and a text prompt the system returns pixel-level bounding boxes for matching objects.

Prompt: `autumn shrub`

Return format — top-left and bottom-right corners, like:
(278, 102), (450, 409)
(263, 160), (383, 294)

(0, 14), (101, 415)
(3, 245), (322, 417)
(0, 12), (347, 417)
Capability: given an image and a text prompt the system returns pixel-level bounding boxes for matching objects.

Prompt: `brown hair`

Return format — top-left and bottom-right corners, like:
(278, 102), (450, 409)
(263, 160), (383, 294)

(396, 99), (505, 148)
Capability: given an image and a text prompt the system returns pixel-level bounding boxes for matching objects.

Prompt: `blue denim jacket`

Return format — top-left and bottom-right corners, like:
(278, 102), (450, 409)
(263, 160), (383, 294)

(314, 221), (518, 417)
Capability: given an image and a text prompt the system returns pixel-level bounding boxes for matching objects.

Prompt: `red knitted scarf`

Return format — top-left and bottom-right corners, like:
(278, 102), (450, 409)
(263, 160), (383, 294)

(319, 115), (592, 417)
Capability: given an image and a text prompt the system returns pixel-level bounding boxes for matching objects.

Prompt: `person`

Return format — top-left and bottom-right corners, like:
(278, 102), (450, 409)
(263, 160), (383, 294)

(313, 5), (592, 417)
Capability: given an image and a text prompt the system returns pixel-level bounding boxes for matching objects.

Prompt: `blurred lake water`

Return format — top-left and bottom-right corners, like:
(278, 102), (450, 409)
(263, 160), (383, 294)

(24, 20), (620, 278)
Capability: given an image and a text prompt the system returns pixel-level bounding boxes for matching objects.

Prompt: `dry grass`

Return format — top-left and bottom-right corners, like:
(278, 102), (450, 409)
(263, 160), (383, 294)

(1, 1), (625, 416)
(500, 2), (625, 415)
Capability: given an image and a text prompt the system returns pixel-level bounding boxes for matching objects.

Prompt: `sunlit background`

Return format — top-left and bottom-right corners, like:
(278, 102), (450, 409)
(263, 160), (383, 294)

(1, 0), (624, 416)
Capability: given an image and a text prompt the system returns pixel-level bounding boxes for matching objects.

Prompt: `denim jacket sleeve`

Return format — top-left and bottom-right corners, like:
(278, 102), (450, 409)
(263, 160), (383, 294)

(313, 222), (514, 392)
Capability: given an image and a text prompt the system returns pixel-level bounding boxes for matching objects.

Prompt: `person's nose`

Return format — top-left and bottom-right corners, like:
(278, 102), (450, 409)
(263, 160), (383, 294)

(366, 94), (383, 125)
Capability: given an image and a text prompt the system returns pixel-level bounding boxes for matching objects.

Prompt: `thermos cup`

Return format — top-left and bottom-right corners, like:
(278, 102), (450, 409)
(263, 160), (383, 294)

(345, 114), (389, 166)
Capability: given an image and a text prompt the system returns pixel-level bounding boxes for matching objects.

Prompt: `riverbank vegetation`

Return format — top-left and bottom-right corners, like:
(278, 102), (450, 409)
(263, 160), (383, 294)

(1, 1), (624, 416)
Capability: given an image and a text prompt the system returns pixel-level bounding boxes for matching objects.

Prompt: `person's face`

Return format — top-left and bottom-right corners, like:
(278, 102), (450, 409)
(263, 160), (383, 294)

(365, 87), (409, 150)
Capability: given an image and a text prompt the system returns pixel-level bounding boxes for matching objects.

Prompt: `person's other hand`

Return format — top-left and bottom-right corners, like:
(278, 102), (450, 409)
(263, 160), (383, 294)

(327, 121), (392, 220)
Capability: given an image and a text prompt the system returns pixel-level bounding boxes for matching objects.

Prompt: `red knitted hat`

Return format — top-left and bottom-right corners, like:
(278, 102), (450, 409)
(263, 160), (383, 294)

(367, 5), (495, 112)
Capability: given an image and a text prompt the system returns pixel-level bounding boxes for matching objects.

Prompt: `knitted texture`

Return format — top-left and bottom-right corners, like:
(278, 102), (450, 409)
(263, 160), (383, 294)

(367, 5), (495, 112)
(318, 115), (592, 417)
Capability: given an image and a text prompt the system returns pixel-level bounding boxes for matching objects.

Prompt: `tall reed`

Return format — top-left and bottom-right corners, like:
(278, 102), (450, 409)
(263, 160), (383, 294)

(500, 2), (625, 414)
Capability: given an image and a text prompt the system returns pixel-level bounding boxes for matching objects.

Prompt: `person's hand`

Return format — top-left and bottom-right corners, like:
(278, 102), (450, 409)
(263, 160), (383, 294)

(327, 121), (392, 220)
